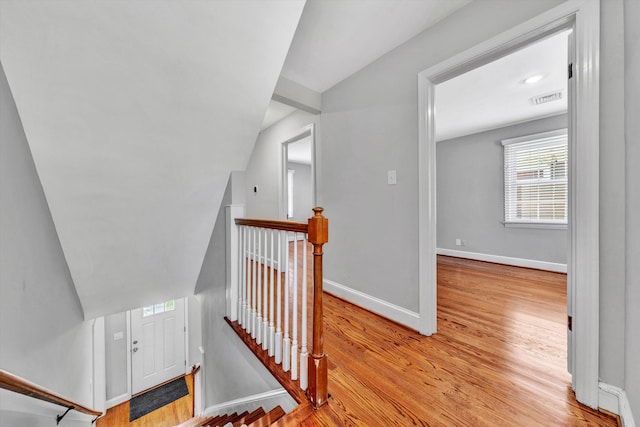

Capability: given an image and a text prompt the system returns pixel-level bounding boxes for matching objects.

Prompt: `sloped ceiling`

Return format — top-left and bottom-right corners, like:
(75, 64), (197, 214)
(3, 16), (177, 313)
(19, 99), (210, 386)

(280, 0), (471, 93)
(0, 0), (305, 319)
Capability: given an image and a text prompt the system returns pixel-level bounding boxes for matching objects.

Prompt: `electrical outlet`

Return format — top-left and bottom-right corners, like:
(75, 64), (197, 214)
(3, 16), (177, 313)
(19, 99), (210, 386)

(455, 239), (466, 246)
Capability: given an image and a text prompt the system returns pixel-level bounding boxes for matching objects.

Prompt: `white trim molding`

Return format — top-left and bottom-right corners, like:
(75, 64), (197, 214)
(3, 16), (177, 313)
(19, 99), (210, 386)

(105, 393), (130, 410)
(437, 248), (567, 273)
(324, 279), (420, 331)
(599, 382), (636, 427)
(418, 0), (600, 408)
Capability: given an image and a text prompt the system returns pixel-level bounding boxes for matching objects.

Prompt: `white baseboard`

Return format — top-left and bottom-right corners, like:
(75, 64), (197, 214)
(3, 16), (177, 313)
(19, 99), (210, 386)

(203, 389), (296, 418)
(105, 392), (130, 409)
(599, 382), (636, 427)
(323, 279), (420, 330)
(436, 248), (567, 273)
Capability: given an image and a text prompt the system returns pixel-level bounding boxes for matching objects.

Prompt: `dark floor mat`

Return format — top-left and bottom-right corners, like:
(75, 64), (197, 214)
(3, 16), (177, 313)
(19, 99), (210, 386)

(129, 377), (188, 421)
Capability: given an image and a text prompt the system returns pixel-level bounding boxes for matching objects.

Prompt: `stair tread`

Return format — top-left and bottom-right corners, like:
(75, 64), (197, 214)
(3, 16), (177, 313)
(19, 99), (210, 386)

(198, 405), (287, 427)
(246, 406), (286, 427)
(205, 412), (237, 427)
(241, 407), (266, 425)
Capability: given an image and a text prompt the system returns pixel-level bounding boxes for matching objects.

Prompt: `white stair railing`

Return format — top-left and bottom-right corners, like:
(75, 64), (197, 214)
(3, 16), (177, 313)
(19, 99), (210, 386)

(233, 227), (308, 383)
(232, 208), (329, 408)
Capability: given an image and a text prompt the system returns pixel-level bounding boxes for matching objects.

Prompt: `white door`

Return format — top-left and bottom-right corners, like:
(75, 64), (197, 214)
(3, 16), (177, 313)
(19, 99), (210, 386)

(131, 298), (185, 395)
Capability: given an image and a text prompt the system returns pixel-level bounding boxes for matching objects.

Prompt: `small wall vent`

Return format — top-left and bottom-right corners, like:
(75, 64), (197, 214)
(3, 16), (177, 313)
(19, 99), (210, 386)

(531, 91), (563, 105)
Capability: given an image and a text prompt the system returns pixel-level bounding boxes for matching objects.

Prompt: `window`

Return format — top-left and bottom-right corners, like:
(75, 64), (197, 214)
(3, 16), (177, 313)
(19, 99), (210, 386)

(142, 300), (175, 317)
(502, 129), (568, 227)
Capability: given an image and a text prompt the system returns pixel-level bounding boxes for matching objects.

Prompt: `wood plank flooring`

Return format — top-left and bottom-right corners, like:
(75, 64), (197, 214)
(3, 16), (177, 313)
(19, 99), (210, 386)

(277, 255), (618, 426)
(98, 256), (618, 426)
(96, 374), (193, 427)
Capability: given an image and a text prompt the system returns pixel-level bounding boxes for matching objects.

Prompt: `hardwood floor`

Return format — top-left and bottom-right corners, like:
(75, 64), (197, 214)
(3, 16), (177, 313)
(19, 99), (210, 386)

(99, 256), (618, 426)
(277, 256), (618, 426)
(97, 374), (193, 427)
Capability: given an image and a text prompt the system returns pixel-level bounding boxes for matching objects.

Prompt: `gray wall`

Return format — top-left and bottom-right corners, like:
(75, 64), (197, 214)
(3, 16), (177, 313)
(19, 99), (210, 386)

(188, 294), (203, 368)
(288, 161), (313, 223)
(319, 0), (632, 408)
(105, 312), (127, 401)
(0, 62), (96, 422)
(436, 115), (567, 264)
(624, 0), (640, 420)
(246, 110), (319, 220)
(195, 172), (282, 406)
(320, 0), (565, 313)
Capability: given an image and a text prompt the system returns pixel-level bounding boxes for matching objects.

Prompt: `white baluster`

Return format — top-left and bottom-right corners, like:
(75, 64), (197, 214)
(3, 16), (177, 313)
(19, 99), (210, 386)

(244, 227), (251, 334)
(251, 227), (257, 338)
(275, 230), (283, 364)
(238, 226), (244, 327)
(268, 229), (275, 356)
(291, 233), (299, 380)
(300, 235), (309, 390)
(245, 227), (250, 333)
(262, 228), (269, 350)
(244, 226), (249, 327)
(282, 231), (291, 372)
(256, 228), (262, 344)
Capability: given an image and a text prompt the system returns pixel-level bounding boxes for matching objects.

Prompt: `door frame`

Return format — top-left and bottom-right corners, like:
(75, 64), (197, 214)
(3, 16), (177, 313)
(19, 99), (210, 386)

(417, 0), (600, 408)
(279, 123), (317, 221)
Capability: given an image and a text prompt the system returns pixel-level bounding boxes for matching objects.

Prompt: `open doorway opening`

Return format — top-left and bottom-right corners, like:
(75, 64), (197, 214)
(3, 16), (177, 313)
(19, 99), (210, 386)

(433, 27), (571, 395)
(418, 1), (600, 408)
(280, 124), (316, 222)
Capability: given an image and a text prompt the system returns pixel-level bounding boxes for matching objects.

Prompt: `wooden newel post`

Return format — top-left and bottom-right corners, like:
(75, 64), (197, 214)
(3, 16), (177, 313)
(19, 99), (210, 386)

(307, 207), (329, 408)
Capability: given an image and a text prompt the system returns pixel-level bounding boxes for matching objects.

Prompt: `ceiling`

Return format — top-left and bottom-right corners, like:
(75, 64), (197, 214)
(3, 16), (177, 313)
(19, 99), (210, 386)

(436, 30), (570, 141)
(264, 1), (567, 142)
(0, 0), (305, 318)
(280, 0), (471, 93)
(261, 100), (298, 131)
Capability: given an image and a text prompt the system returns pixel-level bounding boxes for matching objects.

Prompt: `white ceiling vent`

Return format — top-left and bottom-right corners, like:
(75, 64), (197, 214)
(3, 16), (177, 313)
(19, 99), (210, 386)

(531, 91), (563, 105)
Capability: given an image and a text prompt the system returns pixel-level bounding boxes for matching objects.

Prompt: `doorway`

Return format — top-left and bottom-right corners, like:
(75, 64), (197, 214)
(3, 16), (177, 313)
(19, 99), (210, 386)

(280, 124), (316, 222)
(130, 298), (186, 395)
(417, 1), (600, 408)
(434, 28), (570, 387)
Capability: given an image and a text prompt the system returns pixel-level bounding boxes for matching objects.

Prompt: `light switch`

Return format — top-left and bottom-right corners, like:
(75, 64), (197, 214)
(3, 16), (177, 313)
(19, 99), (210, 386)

(114, 331), (123, 341)
(387, 170), (397, 185)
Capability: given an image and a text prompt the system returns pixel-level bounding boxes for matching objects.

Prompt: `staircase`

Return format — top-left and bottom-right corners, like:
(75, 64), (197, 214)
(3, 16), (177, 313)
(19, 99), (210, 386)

(179, 406), (285, 427)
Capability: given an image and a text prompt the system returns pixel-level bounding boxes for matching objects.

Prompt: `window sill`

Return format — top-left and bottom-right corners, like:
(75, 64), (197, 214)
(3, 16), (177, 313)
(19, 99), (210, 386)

(503, 222), (567, 230)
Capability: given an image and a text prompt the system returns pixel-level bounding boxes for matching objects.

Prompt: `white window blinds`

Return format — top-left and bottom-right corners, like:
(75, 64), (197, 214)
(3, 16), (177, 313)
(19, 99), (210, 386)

(502, 129), (568, 226)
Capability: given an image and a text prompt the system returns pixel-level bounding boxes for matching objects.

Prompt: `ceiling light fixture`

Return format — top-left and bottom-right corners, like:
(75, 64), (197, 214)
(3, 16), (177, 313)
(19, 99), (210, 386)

(523, 74), (544, 84)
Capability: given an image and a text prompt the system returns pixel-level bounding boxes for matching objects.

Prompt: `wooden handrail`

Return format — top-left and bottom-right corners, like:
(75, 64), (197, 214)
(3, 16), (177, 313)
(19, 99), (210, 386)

(0, 369), (102, 422)
(235, 217), (308, 233)
(190, 364), (201, 417)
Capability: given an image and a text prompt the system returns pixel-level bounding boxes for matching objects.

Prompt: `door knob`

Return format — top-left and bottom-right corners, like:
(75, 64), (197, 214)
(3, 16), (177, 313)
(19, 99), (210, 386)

(133, 340), (138, 344)
(132, 347), (138, 353)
